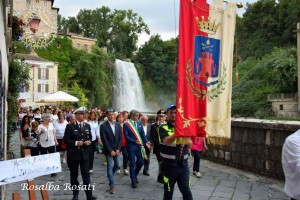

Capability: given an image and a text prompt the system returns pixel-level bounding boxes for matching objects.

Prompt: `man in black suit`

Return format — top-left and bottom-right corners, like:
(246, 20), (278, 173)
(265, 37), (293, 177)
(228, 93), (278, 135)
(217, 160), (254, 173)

(150, 109), (166, 183)
(100, 108), (122, 194)
(64, 107), (97, 200)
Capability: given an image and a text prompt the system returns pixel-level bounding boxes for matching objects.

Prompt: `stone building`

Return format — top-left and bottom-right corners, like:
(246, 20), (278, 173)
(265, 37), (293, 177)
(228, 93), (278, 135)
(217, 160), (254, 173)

(60, 32), (97, 53)
(16, 53), (58, 108)
(267, 93), (299, 117)
(13, 0), (59, 35)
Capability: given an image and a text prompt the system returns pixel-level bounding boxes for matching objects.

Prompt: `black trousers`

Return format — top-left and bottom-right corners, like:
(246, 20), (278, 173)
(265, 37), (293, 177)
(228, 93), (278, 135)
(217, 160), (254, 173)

(121, 147), (128, 169)
(40, 145), (55, 155)
(143, 146), (151, 173)
(68, 159), (92, 197)
(162, 164), (193, 200)
(89, 140), (97, 170)
(156, 153), (163, 182)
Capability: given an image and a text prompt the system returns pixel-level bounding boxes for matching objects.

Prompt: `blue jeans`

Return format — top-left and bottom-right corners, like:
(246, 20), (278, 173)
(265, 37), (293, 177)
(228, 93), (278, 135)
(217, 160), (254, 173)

(106, 154), (120, 187)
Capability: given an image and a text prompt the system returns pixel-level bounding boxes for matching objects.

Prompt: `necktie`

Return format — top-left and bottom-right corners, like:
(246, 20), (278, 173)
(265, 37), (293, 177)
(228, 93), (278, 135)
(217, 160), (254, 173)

(134, 122), (137, 127)
(79, 123), (82, 131)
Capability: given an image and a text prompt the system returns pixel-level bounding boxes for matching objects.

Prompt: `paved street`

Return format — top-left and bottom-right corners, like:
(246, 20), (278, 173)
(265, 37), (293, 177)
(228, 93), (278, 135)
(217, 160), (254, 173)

(5, 130), (289, 200)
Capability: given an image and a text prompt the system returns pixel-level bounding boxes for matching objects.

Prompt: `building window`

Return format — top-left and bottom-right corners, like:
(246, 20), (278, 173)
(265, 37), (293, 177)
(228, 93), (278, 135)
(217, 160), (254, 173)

(26, 0), (31, 5)
(279, 105), (283, 110)
(77, 43), (80, 49)
(38, 68), (49, 80)
(38, 84), (49, 92)
(44, 1), (47, 7)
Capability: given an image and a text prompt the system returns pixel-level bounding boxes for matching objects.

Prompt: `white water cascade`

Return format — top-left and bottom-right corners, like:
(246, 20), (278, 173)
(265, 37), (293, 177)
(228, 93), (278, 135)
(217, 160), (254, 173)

(112, 59), (148, 112)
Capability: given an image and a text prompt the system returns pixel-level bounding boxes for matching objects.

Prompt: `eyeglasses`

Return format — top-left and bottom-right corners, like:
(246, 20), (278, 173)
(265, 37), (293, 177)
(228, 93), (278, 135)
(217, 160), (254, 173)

(158, 115), (165, 117)
(134, 114), (139, 116)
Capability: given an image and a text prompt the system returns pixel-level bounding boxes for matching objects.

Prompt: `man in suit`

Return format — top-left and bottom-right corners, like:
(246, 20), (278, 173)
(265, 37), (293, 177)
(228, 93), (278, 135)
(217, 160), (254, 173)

(150, 109), (166, 183)
(64, 107), (97, 200)
(141, 115), (152, 176)
(100, 108), (122, 194)
(124, 110), (151, 188)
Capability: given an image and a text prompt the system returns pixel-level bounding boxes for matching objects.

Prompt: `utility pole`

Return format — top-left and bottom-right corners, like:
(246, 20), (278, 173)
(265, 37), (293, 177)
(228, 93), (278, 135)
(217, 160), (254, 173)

(297, 23), (300, 115)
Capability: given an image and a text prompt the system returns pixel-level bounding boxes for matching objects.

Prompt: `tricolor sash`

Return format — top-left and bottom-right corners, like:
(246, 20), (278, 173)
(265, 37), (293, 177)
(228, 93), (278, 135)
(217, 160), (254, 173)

(125, 120), (148, 160)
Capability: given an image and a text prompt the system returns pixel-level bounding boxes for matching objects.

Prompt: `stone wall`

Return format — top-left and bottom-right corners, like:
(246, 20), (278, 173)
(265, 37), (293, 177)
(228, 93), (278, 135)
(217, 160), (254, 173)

(202, 118), (300, 180)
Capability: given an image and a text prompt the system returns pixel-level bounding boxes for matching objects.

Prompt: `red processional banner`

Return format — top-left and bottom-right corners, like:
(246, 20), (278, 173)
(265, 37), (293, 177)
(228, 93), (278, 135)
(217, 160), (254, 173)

(175, 0), (237, 141)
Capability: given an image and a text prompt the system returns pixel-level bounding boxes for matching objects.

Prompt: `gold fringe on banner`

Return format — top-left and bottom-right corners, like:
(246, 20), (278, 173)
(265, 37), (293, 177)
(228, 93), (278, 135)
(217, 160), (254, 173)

(206, 136), (230, 145)
(175, 137), (192, 145)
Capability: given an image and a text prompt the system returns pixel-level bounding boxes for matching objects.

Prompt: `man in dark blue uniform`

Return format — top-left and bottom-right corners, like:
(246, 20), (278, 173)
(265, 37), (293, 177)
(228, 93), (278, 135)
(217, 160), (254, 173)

(150, 109), (166, 183)
(64, 107), (97, 200)
(159, 105), (193, 200)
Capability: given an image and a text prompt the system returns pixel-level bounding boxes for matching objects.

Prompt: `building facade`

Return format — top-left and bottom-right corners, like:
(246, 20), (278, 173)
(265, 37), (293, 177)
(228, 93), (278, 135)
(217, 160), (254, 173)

(59, 32), (97, 53)
(0, 0), (13, 199)
(268, 93), (299, 117)
(16, 53), (58, 108)
(13, 0), (58, 35)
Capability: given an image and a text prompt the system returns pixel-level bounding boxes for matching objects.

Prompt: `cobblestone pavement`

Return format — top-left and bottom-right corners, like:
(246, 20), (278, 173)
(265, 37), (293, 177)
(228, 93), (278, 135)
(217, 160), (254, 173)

(5, 130), (289, 200)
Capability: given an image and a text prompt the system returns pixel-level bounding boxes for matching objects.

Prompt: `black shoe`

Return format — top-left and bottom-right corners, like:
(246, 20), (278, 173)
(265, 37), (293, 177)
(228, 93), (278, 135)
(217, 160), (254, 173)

(51, 173), (57, 177)
(72, 195), (78, 200)
(143, 172), (150, 176)
(131, 183), (137, 188)
(136, 180), (139, 184)
(87, 196), (97, 200)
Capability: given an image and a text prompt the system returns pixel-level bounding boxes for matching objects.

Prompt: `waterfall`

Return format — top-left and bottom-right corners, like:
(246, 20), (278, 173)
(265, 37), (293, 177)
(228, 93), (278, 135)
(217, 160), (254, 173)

(113, 59), (148, 112)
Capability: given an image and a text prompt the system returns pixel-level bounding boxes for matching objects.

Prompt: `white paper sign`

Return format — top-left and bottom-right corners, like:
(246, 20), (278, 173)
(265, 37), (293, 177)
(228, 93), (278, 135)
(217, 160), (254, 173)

(0, 153), (61, 186)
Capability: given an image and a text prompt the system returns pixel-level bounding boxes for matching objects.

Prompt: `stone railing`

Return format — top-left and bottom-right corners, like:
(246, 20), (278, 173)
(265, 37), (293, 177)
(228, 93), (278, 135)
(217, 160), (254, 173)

(202, 118), (300, 180)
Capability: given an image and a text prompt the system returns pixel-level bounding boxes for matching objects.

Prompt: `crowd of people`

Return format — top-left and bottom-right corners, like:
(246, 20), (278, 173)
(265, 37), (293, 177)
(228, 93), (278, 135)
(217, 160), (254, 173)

(17, 105), (208, 200)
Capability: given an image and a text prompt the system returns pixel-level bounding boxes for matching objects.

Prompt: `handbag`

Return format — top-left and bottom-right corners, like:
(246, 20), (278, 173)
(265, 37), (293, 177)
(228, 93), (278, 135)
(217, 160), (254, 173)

(21, 138), (30, 147)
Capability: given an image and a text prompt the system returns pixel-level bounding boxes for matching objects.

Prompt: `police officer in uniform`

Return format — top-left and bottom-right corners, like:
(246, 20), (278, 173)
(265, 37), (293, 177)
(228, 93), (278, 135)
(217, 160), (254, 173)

(64, 107), (97, 200)
(150, 109), (166, 183)
(159, 104), (193, 200)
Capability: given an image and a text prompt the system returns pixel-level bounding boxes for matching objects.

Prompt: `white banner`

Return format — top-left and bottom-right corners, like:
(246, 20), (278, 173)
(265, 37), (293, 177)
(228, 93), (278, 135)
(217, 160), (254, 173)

(206, 0), (237, 145)
(0, 153), (61, 186)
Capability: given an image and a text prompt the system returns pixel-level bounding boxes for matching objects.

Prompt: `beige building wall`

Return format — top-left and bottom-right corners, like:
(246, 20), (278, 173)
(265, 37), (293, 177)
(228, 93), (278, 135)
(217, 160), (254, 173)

(19, 59), (58, 107)
(13, 0), (58, 34)
(71, 35), (97, 53)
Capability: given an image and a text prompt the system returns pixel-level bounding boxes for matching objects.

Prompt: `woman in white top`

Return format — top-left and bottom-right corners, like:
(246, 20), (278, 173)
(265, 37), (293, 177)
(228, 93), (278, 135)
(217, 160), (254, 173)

(38, 113), (58, 177)
(54, 111), (68, 163)
(87, 111), (101, 173)
(51, 108), (59, 124)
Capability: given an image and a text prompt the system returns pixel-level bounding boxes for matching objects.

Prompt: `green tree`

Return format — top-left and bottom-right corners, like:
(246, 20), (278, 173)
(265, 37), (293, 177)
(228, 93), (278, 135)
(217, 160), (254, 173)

(109, 9), (150, 58)
(57, 14), (67, 33)
(67, 16), (81, 34)
(136, 35), (177, 90)
(236, 0), (281, 59)
(232, 47), (297, 117)
(68, 82), (88, 107)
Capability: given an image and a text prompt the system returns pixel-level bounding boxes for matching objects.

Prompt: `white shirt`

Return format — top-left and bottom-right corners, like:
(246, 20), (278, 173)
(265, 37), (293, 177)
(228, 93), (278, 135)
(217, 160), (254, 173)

(282, 129), (300, 199)
(88, 120), (100, 141)
(54, 120), (68, 139)
(143, 124), (147, 137)
(51, 114), (58, 123)
(109, 120), (115, 135)
(38, 123), (55, 148)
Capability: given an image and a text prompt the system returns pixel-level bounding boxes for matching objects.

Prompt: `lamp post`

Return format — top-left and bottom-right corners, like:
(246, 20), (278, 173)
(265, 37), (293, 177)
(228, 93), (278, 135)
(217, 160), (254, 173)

(32, 64), (34, 103)
(297, 23), (300, 115)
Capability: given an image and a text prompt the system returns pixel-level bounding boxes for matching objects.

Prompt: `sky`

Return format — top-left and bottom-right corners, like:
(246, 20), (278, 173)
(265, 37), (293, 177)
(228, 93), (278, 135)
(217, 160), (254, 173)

(53, 0), (257, 46)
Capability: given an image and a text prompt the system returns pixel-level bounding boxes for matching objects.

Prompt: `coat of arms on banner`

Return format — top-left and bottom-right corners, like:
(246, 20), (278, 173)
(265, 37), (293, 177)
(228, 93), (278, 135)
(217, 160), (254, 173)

(186, 16), (226, 102)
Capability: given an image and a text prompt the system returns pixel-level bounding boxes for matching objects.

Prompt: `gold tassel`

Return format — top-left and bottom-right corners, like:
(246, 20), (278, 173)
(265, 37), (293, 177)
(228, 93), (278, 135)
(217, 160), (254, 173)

(235, 70), (239, 83)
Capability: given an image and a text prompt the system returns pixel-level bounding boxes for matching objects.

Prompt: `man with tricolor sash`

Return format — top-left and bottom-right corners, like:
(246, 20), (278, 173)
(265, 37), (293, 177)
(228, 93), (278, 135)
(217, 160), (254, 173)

(124, 109), (151, 188)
